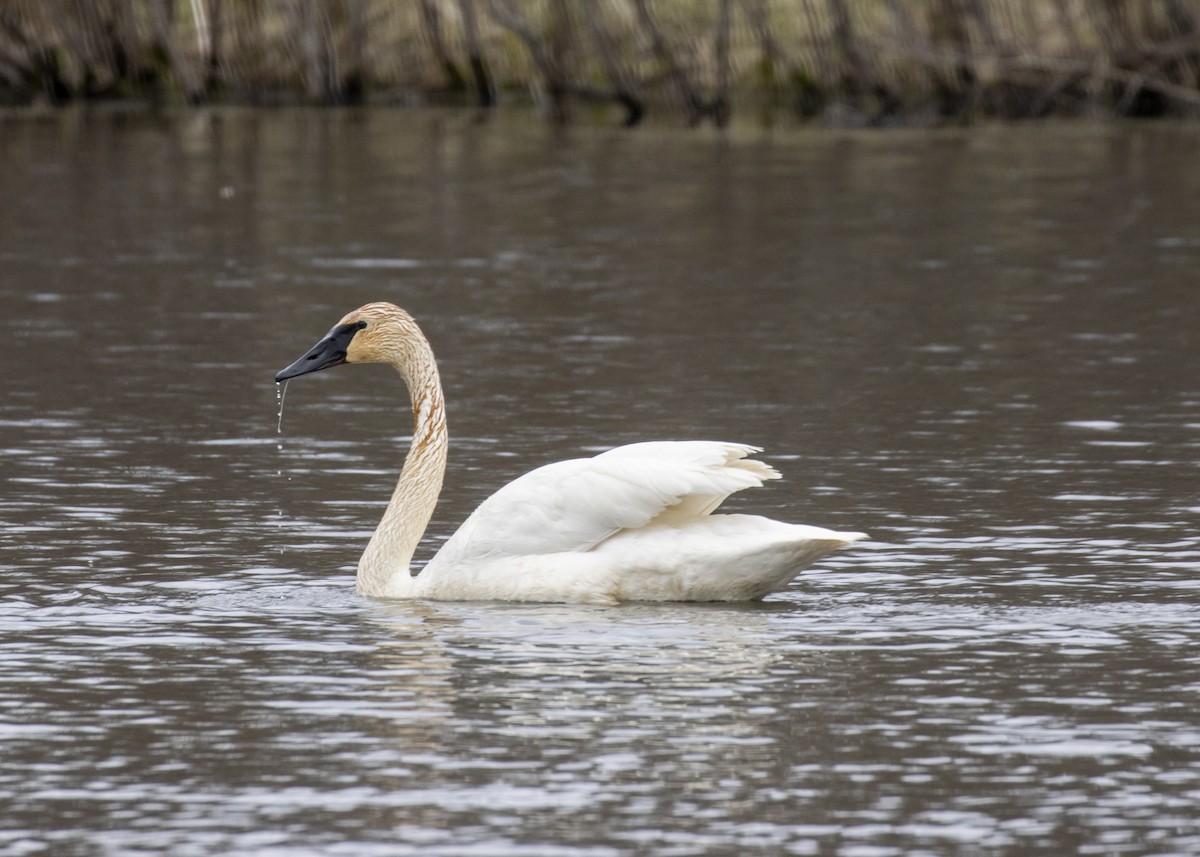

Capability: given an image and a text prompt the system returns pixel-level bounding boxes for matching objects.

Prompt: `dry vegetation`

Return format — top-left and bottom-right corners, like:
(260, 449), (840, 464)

(3, 0), (1200, 124)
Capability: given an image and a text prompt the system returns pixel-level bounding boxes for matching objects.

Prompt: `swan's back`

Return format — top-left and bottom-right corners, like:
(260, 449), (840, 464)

(418, 441), (864, 603)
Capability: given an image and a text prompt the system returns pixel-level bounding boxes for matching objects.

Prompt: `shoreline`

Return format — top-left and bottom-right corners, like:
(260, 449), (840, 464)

(4, 1), (1200, 127)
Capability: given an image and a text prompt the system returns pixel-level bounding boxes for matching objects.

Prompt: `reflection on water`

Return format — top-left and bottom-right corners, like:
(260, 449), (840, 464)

(1, 109), (1199, 856)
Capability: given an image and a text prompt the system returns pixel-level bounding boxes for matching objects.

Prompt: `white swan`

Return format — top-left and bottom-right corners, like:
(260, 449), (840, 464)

(275, 302), (865, 604)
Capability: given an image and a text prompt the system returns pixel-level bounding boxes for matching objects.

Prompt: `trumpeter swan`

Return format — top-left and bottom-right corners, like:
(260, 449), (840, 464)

(275, 302), (864, 603)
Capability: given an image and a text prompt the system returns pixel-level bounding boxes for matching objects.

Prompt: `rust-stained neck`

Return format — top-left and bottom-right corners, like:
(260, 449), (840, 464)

(348, 305), (448, 598)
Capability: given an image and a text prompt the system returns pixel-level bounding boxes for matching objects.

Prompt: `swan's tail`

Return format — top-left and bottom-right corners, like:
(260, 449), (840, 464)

(741, 523), (867, 599)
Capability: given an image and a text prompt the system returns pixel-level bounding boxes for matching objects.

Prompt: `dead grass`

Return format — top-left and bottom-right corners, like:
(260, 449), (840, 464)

(2, 0), (1199, 123)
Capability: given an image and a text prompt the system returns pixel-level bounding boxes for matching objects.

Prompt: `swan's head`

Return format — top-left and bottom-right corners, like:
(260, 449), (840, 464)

(275, 302), (421, 382)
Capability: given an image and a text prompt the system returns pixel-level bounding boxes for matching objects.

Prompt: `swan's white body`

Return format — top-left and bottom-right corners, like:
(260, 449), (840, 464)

(276, 303), (865, 605)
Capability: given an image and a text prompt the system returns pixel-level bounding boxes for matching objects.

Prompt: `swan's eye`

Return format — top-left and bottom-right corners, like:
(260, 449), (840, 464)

(357, 321), (368, 330)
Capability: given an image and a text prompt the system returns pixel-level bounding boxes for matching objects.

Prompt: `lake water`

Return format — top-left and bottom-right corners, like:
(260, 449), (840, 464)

(1, 108), (1198, 856)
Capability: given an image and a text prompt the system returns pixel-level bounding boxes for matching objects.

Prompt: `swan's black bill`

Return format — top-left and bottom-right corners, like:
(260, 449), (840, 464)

(275, 322), (363, 383)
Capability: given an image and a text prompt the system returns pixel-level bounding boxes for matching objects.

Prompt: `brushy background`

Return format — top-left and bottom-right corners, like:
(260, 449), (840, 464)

(4, 0), (1200, 124)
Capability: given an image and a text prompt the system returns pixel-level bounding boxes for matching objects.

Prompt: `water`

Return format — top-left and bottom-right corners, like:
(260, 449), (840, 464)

(1, 108), (1199, 856)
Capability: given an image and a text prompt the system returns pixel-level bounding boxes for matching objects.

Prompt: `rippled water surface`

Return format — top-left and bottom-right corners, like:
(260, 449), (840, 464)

(1, 109), (1199, 856)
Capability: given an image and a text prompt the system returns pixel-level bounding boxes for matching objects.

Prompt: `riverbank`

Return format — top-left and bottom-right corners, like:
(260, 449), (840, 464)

(3, 1), (1200, 126)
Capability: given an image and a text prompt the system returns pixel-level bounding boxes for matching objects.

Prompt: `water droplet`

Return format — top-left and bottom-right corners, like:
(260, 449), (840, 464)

(277, 381), (289, 436)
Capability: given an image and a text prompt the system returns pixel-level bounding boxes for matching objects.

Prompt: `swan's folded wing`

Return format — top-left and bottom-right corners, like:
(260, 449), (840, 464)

(431, 443), (779, 567)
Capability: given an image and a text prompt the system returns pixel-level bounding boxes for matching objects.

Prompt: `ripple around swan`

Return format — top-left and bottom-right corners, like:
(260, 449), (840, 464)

(5, 546), (1200, 856)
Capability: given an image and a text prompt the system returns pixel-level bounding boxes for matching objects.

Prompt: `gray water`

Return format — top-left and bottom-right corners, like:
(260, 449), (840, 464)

(1, 108), (1198, 856)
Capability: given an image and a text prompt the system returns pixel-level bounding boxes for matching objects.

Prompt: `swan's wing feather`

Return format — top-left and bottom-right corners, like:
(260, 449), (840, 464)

(597, 441), (780, 481)
(598, 441), (779, 521)
(431, 442), (779, 567)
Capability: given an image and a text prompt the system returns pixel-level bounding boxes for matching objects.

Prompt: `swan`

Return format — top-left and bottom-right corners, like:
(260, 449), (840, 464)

(275, 302), (865, 604)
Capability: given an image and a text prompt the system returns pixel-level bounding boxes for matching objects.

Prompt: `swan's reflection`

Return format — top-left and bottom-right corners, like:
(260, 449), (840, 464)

(358, 598), (818, 824)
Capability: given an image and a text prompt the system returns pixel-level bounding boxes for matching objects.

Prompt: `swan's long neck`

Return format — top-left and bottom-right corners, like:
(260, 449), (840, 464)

(356, 342), (447, 598)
